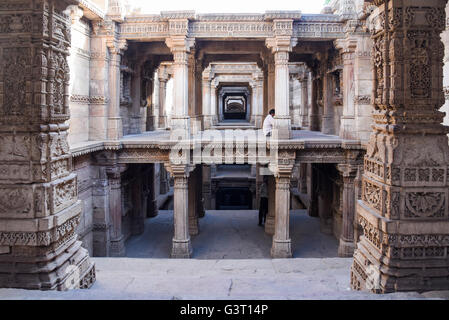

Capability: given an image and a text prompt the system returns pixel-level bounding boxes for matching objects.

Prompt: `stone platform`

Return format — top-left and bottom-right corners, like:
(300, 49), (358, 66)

(1, 210), (448, 299)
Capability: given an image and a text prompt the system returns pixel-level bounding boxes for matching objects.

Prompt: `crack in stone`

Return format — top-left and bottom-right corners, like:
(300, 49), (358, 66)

(227, 279), (234, 297)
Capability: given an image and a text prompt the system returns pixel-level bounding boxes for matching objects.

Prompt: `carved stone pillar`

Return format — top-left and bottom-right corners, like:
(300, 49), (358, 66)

(131, 165), (145, 235)
(337, 164), (358, 257)
(92, 168), (111, 257)
(299, 73), (310, 128)
(307, 164), (319, 217)
(106, 39), (127, 140)
(267, 58), (275, 115)
(322, 71), (335, 135)
(0, 0), (95, 290)
(166, 32), (194, 132)
(202, 165), (212, 210)
(351, 0), (449, 293)
(266, 22), (296, 139)
(273, 49), (291, 139)
(309, 75), (320, 131)
(317, 165), (333, 234)
(210, 81), (218, 125)
(158, 72), (169, 129)
(196, 164), (205, 218)
(299, 163), (308, 194)
(130, 62), (143, 134)
(252, 74), (264, 127)
(202, 66), (212, 129)
(335, 38), (357, 139)
(146, 164), (158, 218)
(106, 165), (126, 257)
(188, 166), (199, 236)
(166, 164), (193, 258)
(160, 164), (169, 195)
(270, 151), (295, 258)
(265, 175), (276, 235)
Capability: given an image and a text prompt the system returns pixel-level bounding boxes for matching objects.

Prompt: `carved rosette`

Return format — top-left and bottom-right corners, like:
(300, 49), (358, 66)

(352, 0), (449, 294)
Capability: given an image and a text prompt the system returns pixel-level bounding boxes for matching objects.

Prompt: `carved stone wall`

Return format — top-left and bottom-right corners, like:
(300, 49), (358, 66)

(0, 0), (95, 290)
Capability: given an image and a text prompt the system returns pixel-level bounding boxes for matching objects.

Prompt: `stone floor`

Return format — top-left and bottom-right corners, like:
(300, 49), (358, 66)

(126, 209), (340, 259)
(1, 210), (448, 300)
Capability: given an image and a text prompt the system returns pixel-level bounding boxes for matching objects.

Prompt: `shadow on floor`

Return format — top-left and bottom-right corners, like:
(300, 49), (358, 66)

(125, 209), (339, 259)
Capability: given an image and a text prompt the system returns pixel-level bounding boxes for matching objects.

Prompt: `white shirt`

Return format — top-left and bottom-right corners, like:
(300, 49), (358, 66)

(263, 114), (274, 136)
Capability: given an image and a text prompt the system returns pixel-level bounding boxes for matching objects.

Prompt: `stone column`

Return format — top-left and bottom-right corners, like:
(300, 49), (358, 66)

(188, 166), (199, 236)
(309, 75), (320, 131)
(265, 175), (276, 235)
(299, 73), (309, 128)
(158, 71), (169, 129)
(202, 66), (212, 129)
(131, 165), (145, 235)
(307, 164), (318, 217)
(270, 151), (295, 258)
(271, 168), (293, 258)
(160, 164), (169, 195)
(106, 39), (127, 140)
(166, 34), (194, 132)
(252, 73), (264, 127)
(106, 165), (127, 257)
(210, 81), (218, 125)
(317, 165), (333, 234)
(266, 19), (297, 139)
(0, 0), (96, 290)
(322, 71), (335, 135)
(166, 165), (193, 258)
(267, 57), (275, 115)
(146, 164), (158, 218)
(266, 34), (295, 139)
(92, 167), (111, 257)
(299, 163), (308, 194)
(335, 38), (357, 140)
(130, 62), (143, 134)
(196, 164), (205, 218)
(202, 165), (212, 210)
(337, 164), (357, 257)
(351, 0), (449, 293)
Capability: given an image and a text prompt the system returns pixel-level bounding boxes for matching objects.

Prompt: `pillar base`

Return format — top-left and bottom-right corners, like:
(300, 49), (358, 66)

(109, 236), (126, 257)
(273, 117), (291, 139)
(203, 115), (213, 130)
(0, 240), (95, 290)
(252, 115), (264, 128)
(171, 239), (192, 258)
(338, 238), (355, 257)
(321, 116), (335, 135)
(264, 216), (275, 235)
(171, 116), (191, 133)
(271, 239), (292, 258)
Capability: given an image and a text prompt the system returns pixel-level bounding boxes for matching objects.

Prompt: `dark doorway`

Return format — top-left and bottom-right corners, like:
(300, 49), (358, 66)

(222, 93), (247, 120)
(216, 187), (253, 210)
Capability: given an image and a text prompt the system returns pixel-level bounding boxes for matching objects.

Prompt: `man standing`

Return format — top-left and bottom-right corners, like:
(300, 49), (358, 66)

(258, 177), (268, 226)
(263, 109), (275, 137)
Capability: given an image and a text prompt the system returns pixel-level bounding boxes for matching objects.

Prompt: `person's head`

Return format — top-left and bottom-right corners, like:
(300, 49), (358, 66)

(269, 109), (275, 116)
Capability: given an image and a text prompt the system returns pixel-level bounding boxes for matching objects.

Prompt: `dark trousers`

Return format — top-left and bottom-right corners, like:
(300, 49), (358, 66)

(259, 197), (268, 225)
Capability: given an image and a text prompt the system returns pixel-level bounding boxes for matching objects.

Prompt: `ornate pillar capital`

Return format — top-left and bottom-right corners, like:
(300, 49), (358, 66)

(66, 5), (84, 25)
(106, 39), (128, 56)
